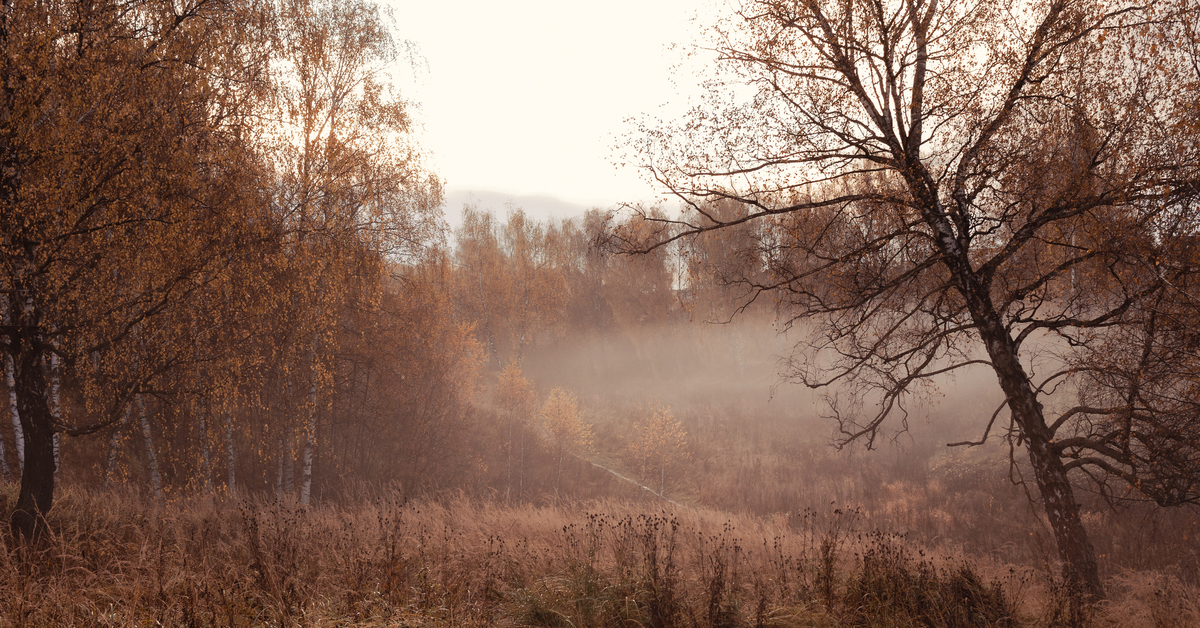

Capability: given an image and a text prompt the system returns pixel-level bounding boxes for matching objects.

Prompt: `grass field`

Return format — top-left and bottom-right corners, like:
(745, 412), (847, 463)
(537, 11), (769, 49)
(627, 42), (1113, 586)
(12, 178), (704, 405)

(1, 484), (1196, 627)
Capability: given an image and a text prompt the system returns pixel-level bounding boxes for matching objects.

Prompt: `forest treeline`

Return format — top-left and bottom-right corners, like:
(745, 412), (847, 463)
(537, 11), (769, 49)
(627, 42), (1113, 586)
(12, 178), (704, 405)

(0, 0), (752, 528)
(2, 167), (770, 503)
(0, 0), (643, 535)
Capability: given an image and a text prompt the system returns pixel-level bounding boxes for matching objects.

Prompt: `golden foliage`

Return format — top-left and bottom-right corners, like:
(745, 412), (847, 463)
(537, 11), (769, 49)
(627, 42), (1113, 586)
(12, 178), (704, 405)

(0, 0), (465, 524)
(540, 388), (593, 457)
(496, 360), (537, 421)
(626, 403), (690, 495)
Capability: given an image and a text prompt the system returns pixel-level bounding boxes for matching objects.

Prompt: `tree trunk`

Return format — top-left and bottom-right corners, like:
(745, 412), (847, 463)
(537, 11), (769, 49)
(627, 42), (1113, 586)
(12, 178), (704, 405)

(48, 352), (60, 478)
(299, 340), (319, 505)
(198, 402), (213, 492)
(299, 430), (313, 504)
(0, 330), (11, 482)
(476, 271), (501, 369)
(659, 460), (665, 497)
(1027, 424), (1102, 601)
(283, 434), (295, 495)
(135, 394), (164, 502)
(11, 346), (57, 540)
(922, 163), (1104, 601)
(517, 287), (529, 364)
(104, 428), (121, 488)
(103, 404), (131, 489)
(976, 315), (1103, 601)
(0, 7), (20, 491)
(4, 334), (24, 476)
(555, 446), (563, 506)
(0, 420), (9, 482)
(8, 259), (57, 539)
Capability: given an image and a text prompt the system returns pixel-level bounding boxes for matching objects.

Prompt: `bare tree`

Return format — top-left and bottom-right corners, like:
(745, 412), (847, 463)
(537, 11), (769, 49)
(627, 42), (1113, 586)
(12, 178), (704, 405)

(618, 0), (1200, 602)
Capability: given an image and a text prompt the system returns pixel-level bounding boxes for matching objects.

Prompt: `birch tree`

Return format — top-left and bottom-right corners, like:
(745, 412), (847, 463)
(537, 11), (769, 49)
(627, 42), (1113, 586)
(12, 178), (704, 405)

(315, 270), (484, 494)
(495, 360), (538, 500)
(264, 0), (441, 504)
(0, 0), (274, 538)
(454, 207), (510, 369)
(620, 0), (1200, 602)
(627, 403), (690, 496)
(539, 387), (593, 501)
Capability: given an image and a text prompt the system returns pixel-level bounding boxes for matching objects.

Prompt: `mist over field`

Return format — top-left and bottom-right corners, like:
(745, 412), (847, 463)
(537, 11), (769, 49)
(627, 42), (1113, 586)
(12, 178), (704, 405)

(5, 195), (1198, 624)
(3, 0), (1200, 625)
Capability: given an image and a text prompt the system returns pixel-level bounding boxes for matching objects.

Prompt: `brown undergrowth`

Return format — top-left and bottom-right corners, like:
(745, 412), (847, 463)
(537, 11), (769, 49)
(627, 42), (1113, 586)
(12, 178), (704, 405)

(1, 485), (1196, 627)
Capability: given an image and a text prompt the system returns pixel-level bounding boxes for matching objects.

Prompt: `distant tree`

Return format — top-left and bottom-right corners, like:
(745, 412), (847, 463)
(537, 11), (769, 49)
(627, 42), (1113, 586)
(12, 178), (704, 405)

(619, 0), (1200, 602)
(678, 199), (768, 322)
(318, 271), (483, 495)
(627, 403), (690, 496)
(604, 210), (677, 328)
(539, 387), (593, 500)
(503, 210), (569, 362)
(556, 210), (615, 333)
(453, 207), (510, 369)
(494, 360), (538, 500)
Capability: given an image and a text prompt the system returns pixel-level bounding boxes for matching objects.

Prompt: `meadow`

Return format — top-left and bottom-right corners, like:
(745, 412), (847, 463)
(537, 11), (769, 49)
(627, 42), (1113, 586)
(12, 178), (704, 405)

(0, 483), (1196, 627)
(2, 320), (1198, 627)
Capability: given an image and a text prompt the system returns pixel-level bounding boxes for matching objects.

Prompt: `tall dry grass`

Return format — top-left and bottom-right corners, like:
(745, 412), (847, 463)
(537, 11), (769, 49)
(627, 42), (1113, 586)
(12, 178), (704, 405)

(513, 320), (1199, 590)
(570, 396), (1200, 588)
(0, 483), (1196, 627)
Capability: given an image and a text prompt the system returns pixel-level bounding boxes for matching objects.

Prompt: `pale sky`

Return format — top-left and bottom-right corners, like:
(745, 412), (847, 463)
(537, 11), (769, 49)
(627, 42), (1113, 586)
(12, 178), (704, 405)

(385, 0), (721, 217)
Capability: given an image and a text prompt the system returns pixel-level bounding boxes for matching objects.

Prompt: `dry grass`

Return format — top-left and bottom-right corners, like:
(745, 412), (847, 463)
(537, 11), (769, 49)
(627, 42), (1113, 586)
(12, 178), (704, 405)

(515, 320), (1199, 592)
(570, 397), (1200, 589)
(0, 483), (1194, 627)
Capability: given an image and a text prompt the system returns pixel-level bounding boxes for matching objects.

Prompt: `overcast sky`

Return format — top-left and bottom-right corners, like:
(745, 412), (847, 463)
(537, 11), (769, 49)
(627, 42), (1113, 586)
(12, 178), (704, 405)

(385, 0), (722, 219)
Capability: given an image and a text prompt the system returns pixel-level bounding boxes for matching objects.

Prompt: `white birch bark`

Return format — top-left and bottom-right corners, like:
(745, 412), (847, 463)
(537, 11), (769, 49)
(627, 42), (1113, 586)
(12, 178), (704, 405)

(299, 427), (314, 504)
(299, 340), (318, 505)
(135, 394), (163, 501)
(103, 404), (132, 489)
(0, 293), (8, 480)
(299, 416), (315, 504)
(4, 346), (23, 474)
(0, 418), (9, 482)
(0, 296), (22, 475)
(48, 353), (61, 477)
